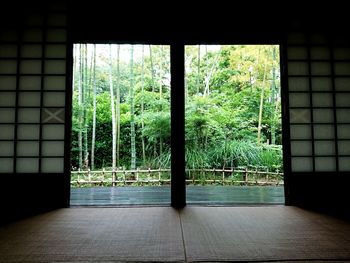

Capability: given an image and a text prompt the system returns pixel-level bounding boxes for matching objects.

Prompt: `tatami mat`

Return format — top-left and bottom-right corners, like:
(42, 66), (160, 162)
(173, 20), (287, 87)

(1, 206), (350, 262)
(0, 207), (184, 262)
(180, 206), (350, 262)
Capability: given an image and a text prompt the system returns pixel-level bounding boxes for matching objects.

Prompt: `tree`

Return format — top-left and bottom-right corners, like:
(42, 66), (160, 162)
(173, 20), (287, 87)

(109, 45), (116, 172)
(197, 44), (201, 94)
(78, 44), (83, 170)
(116, 45), (121, 167)
(270, 46), (277, 145)
(130, 45), (136, 170)
(149, 45), (157, 158)
(91, 44), (97, 170)
(140, 45), (146, 165)
(83, 44), (89, 169)
(257, 61), (268, 144)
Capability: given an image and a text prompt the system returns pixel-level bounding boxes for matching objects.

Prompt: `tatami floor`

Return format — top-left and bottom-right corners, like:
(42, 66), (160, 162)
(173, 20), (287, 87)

(1, 206), (350, 262)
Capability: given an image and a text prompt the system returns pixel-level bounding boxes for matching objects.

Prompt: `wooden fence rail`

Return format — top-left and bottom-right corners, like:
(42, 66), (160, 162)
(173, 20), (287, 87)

(70, 167), (283, 186)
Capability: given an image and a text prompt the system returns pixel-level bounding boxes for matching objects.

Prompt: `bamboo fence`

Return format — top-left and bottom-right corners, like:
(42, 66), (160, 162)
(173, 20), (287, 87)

(70, 167), (283, 186)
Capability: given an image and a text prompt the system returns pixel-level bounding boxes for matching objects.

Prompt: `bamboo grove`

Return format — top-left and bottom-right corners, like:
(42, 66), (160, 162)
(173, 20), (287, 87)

(72, 44), (283, 172)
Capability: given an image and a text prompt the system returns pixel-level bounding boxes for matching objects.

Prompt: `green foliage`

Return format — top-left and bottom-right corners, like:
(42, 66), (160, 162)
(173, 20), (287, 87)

(72, 44), (283, 172)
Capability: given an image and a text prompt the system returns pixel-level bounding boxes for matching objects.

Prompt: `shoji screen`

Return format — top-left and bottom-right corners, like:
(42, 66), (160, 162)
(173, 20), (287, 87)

(286, 33), (350, 172)
(0, 3), (69, 174)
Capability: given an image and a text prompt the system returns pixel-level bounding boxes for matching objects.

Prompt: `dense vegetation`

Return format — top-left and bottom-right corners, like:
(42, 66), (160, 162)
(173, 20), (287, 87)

(71, 44), (282, 172)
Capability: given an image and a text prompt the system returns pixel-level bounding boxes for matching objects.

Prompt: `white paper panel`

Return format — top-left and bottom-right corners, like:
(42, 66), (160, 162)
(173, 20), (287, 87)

(335, 63), (350, 75)
(17, 142), (39, 156)
(0, 142), (14, 156)
(19, 76), (41, 90)
(313, 109), (334, 123)
(0, 158), (13, 173)
(47, 14), (67, 26)
(313, 125), (334, 139)
(46, 29), (67, 42)
(334, 48), (350, 60)
(337, 124), (350, 139)
(43, 92), (65, 107)
(290, 109), (311, 123)
(0, 109), (15, 123)
(312, 93), (333, 107)
(16, 158), (39, 173)
(18, 92), (41, 106)
(335, 78), (350, 91)
(314, 141), (336, 155)
(22, 29), (42, 42)
(44, 60), (66, 74)
(41, 158), (64, 173)
(288, 77), (309, 91)
(338, 141), (350, 155)
(21, 44), (42, 58)
(339, 157), (350, 171)
(311, 62), (331, 75)
(0, 125), (14, 139)
(290, 125), (312, 139)
(311, 77), (332, 91)
(336, 93), (350, 107)
(17, 125), (40, 140)
(44, 76), (65, 90)
(42, 141), (64, 156)
(0, 92), (15, 106)
(315, 157), (336, 171)
(310, 47), (330, 60)
(291, 157), (313, 172)
(288, 62), (308, 75)
(20, 60), (41, 74)
(0, 60), (17, 74)
(45, 44), (66, 58)
(18, 108), (40, 123)
(0, 76), (16, 90)
(291, 141), (312, 156)
(289, 93), (310, 107)
(336, 109), (350, 123)
(0, 45), (17, 57)
(287, 47), (307, 60)
(42, 124), (64, 140)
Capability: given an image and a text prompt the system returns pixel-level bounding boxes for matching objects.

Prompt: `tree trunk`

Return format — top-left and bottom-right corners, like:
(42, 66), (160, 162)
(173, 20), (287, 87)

(78, 44), (83, 170)
(130, 45), (136, 170)
(91, 44), (97, 170)
(83, 44), (89, 169)
(149, 45), (157, 158)
(257, 61), (268, 144)
(149, 45), (156, 92)
(204, 48), (221, 96)
(116, 45), (121, 167)
(159, 46), (164, 158)
(141, 45), (146, 165)
(197, 45), (201, 94)
(270, 46), (277, 145)
(109, 45), (116, 171)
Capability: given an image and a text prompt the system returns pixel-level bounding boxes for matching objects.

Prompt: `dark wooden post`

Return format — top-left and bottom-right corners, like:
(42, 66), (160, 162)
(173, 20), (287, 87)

(171, 43), (186, 208)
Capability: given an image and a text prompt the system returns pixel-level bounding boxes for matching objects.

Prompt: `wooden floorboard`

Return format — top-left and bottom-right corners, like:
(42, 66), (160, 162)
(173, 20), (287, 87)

(70, 185), (285, 206)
